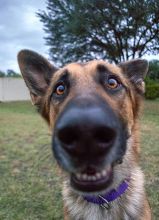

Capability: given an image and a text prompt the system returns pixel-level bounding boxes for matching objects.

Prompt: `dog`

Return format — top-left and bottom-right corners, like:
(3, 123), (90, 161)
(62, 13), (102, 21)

(18, 50), (151, 220)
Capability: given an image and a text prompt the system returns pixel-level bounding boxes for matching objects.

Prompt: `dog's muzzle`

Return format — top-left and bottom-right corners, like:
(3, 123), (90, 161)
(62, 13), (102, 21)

(52, 97), (127, 193)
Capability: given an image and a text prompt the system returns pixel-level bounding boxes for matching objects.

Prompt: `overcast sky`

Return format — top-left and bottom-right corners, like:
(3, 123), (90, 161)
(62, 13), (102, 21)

(0, 0), (158, 73)
(0, 0), (49, 73)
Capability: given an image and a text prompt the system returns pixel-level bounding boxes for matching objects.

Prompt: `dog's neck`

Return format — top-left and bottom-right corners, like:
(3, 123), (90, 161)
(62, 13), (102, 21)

(63, 166), (145, 220)
(62, 137), (148, 220)
(83, 178), (130, 209)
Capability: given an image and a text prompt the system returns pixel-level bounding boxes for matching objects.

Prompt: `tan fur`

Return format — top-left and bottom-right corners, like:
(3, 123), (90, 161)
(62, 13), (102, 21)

(18, 51), (151, 220)
(62, 137), (151, 220)
(50, 62), (150, 219)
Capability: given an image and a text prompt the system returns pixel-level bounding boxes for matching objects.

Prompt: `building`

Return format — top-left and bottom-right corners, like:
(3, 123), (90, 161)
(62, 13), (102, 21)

(0, 78), (30, 101)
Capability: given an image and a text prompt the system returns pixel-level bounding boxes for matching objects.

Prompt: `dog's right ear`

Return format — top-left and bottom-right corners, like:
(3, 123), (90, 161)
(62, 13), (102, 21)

(17, 50), (58, 105)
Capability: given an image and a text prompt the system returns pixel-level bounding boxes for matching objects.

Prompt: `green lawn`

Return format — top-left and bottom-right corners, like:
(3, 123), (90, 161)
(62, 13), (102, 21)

(0, 100), (159, 219)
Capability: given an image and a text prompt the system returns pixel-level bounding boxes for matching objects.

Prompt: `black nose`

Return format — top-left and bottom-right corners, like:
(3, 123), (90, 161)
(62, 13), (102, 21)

(55, 103), (118, 158)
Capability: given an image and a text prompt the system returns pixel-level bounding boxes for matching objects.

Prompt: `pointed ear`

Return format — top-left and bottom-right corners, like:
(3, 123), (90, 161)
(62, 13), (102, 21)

(17, 49), (58, 105)
(119, 59), (149, 94)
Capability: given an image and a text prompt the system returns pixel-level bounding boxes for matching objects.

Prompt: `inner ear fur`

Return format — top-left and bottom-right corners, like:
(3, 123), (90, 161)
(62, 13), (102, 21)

(17, 49), (58, 105)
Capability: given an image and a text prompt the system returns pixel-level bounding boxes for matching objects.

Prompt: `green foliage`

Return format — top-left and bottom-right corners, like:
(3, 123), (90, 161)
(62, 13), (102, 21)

(145, 78), (159, 99)
(0, 69), (21, 78)
(6, 69), (21, 78)
(145, 84), (159, 99)
(38, 0), (159, 65)
(148, 60), (159, 80)
(0, 70), (5, 77)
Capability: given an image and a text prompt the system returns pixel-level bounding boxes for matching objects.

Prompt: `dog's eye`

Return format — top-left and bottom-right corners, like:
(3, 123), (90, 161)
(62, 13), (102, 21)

(107, 77), (120, 89)
(55, 83), (66, 96)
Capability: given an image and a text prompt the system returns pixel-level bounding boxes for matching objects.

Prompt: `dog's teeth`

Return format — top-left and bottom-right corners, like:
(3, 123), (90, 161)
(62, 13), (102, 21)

(76, 173), (82, 180)
(102, 170), (107, 177)
(87, 175), (92, 181)
(75, 168), (109, 181)
(96, 172), (101, 179)
(82, 174), (87, 180)
(92, 175), (97, 181)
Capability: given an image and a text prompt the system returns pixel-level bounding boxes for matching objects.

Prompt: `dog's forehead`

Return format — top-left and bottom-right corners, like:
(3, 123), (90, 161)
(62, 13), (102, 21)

(53, 60), (122, 81)
(65, 60), (122, 75)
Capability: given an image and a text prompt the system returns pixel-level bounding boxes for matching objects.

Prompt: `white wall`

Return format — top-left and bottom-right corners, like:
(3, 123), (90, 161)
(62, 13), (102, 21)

(0, 78), (30, 101)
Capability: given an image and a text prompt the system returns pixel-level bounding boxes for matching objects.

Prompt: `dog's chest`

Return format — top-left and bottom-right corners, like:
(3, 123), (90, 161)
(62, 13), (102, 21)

(63, 168), (145, 220)
(65, 201), (133, 220)
(63, 188), (143, 220)
(63, 190), (132, 220)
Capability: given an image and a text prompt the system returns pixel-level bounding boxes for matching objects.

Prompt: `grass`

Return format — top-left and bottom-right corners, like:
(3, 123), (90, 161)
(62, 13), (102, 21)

(0, 100), (159, 219)
(140, 100), (159, 219)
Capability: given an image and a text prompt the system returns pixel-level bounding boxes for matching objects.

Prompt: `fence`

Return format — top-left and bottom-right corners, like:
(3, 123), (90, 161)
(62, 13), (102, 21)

(0, 78), (30, 101)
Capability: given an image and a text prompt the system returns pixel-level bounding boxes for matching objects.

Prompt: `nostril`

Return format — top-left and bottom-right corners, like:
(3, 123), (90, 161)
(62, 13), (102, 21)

(57, 127), (79, 145)
(94, 127), (116, 145)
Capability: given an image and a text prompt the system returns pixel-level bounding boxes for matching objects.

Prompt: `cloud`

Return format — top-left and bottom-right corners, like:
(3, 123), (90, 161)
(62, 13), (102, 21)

(0, 0), (49, 73)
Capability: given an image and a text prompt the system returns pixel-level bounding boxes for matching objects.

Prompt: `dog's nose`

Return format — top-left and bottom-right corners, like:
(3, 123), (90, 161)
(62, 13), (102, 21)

(55, 105), (118, 157)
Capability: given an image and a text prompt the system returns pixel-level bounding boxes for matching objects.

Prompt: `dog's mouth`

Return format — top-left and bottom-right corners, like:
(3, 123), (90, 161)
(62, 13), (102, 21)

(70, 165), (113, 193)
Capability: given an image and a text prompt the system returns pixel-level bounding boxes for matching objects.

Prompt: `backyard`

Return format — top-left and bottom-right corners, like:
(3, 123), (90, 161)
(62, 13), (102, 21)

(0, 100), (159, 219)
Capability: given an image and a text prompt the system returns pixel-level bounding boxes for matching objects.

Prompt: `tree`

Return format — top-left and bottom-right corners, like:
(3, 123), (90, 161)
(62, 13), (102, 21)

(6, 69), (20, 77)
(38, 0), (159, 65)
(0, 70), (5, 77)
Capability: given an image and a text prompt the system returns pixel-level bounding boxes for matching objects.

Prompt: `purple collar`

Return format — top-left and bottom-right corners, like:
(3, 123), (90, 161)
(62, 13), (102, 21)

(83, 179), (129, 209)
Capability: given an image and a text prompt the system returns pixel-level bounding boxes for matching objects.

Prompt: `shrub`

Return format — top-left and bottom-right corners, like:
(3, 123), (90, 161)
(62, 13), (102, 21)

(148, 60), (159, 80)
(0, 70), (5, 77)
(145, 81), (159, 99)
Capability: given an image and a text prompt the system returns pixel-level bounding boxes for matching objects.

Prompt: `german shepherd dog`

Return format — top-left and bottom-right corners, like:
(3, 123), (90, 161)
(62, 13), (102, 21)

(18, 50), (151, 220)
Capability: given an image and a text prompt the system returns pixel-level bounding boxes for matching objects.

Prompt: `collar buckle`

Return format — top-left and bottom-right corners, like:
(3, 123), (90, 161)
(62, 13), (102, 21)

(98, 195), (110, 209)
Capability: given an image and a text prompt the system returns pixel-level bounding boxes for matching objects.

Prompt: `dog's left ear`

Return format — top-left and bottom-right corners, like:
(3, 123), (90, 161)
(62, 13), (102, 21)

(119, 59), (149, 94)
